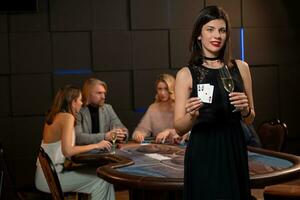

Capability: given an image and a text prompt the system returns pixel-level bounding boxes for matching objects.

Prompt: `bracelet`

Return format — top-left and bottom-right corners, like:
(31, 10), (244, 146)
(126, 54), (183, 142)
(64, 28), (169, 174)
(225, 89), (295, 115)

(241, 107), (251, 118)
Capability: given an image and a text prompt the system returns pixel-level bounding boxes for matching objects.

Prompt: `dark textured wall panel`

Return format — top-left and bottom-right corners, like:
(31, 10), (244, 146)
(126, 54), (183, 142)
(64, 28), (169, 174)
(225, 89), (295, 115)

(0, 118), (12, 149)
(169, 0), (203, 29)
(281, 2), (300, 27)
(0, 34), (9, 74)
(115, 110), (143, 135)
(206, 0), (241, 28)
(94, 71), (132, 110)
(251, 66), (279, 127)
(278, 29), (299, 65)
(50, 0), (92, 31)
(14, 156), (37, 188)
(243, 0), (288, 27)
(53, 74), (91, 93)
(0, 76), (10, 117)
(92, 0), (129, 30)
(93, 31), (132, 70)
(170, 30), (191, 69)
(10, 33), (51, 73)
(279, 66), (300, 138)
(132, 31), (169, 69)
(10, 113), (41, 186)
(0, 15), (7, 32)
(13, 116), (44, 157)
(9, 0), (49, 32)
(11, 74), (52, 115)
(244, 28), (280, 65)
(52, 32), (91, 70)
(133, 69), (177, 109)
(54, 72), (132, 110)
(231, 28), (241, 60)
(130, 0), (168, 29)
(0, 118), (14, 173)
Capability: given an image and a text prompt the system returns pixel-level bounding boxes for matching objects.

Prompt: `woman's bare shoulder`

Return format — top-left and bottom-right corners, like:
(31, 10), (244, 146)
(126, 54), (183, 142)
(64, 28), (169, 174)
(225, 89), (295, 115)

(176, 66), (190, 77)
(235, 60), (250, 70)
(55, 112), (74, 123)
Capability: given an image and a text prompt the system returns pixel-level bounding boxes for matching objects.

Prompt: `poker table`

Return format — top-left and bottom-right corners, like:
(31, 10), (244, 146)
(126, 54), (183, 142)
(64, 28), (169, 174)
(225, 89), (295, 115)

(72, 143), (300, 200)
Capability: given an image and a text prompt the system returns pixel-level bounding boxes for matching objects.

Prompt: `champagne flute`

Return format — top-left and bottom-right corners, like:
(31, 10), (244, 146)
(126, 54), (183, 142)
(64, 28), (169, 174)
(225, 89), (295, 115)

(219, 65), (238, 112)
(111, 128), (118, 154)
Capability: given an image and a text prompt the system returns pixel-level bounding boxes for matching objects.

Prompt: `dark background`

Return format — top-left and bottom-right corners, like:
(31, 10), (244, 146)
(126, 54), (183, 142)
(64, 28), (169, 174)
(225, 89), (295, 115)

(0, 0), (299, 189)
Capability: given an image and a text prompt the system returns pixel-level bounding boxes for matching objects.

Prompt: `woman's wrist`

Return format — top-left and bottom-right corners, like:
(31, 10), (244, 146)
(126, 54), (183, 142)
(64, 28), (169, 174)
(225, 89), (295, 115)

(169, 129), (177, 137)
(241, 107), (251, 118)
(94, 143), (100, 150)
(186, 112), (197, 120)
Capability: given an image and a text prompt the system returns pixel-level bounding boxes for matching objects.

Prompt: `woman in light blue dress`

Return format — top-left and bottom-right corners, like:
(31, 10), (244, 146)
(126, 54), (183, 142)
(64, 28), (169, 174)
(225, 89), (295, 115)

(35, 85), (115, 200)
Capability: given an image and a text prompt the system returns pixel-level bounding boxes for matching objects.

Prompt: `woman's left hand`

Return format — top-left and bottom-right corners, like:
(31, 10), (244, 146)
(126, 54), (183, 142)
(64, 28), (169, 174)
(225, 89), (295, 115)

(229, 92), (249, 112)
(155, 129), (172, 144)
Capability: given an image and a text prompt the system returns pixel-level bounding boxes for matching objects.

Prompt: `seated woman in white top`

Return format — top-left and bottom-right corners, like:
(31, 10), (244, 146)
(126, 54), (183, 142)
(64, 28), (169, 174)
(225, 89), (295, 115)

(35, 85), (115, 200)
(133, 74), (187, 144)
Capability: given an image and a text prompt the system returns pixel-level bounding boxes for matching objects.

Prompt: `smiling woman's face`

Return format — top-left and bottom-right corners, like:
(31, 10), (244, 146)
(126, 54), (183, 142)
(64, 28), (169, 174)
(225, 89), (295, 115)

(198, 19), (227, 57)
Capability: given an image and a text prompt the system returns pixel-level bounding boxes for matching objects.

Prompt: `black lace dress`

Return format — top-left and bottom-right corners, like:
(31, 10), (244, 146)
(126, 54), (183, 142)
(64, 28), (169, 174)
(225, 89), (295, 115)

(184, 62), (251, 200)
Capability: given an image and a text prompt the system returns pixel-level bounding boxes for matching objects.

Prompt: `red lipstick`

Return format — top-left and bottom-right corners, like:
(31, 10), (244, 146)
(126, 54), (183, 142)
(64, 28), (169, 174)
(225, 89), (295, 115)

(211, 41), (221, 47)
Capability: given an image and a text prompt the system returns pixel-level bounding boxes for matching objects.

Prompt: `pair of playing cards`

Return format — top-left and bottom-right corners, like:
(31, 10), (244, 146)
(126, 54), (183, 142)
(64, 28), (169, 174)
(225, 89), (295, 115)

(197, 84), (214, 104)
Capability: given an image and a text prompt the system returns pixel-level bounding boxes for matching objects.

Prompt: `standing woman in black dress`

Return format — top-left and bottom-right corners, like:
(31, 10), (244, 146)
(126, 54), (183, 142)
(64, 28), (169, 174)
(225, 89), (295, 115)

(174, 6), (255, 200)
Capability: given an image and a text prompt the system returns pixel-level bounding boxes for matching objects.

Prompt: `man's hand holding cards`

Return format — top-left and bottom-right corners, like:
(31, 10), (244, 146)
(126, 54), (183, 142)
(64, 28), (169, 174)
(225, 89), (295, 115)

(197, 84), (214, 104)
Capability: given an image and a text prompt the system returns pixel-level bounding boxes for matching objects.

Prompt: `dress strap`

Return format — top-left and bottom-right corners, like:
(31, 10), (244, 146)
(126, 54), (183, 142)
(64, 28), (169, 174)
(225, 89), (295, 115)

(230, 60), (245, 92)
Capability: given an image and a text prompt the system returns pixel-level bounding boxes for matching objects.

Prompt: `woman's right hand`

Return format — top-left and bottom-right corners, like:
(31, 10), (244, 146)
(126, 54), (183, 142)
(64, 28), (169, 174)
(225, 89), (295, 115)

(133, 133), (145, 143)
(96, 140), (112, 151)
(185, 97), (202, 118)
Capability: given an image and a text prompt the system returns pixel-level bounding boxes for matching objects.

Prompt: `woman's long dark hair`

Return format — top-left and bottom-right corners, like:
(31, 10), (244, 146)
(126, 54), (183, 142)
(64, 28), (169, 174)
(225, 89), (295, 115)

(45, 85), (81, 125)
(189, 6), (232, 67)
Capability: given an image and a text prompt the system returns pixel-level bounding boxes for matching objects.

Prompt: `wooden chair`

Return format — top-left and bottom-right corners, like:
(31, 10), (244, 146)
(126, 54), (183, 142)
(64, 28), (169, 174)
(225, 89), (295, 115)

(257, 119), (288, 152)
(38, 147), (89, 200)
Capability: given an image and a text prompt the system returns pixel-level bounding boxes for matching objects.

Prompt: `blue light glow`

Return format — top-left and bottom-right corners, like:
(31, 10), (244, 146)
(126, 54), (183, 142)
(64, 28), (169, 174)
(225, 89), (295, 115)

(135, 108), (147, 113)
(240, 28), (245, 61)
(54, 69), (92, 75)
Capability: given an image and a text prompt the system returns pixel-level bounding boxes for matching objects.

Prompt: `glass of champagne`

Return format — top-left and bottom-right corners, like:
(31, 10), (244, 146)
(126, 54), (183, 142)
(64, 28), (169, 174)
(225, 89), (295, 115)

(111, 129), (118, 154)
(219, 65), (238, 112)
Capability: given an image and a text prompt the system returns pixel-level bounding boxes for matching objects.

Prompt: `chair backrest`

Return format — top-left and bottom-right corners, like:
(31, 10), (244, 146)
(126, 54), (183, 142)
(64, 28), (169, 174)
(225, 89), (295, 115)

(38, 147), (64, 200)
(257, 119), (288, 152)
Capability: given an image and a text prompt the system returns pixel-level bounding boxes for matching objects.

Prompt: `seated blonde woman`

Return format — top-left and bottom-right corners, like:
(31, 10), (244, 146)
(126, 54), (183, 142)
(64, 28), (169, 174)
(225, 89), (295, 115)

(133, 74), (186, 144)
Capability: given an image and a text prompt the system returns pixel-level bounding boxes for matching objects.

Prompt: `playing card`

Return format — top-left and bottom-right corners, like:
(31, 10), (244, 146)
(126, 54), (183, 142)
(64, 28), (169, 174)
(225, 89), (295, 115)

(197, 84), (209, 92)
(197, 84), (214, 103)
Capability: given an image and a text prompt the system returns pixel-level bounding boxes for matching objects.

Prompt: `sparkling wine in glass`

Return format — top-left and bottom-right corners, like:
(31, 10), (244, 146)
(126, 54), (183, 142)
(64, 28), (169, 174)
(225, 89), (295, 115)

(221, 77), (234, 93)
(219, 65), (238, 112)
(111, 129), (118, 154)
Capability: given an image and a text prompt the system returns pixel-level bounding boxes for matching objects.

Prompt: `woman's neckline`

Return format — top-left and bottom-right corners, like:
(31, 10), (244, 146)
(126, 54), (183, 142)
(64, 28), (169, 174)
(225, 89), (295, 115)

(201, 63), (224, 70)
